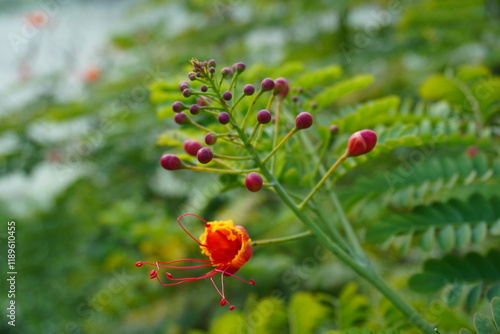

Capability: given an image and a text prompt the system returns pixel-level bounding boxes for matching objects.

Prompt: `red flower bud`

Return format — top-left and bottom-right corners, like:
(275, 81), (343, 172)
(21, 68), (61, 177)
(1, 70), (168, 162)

(295, 112), (313, 130)
(346, 129), (377, 157)
(160, 154), (184, 170)
(197, 147), (214, 164)
(183, 139), (203, 156)
(245, 172), (263, 192)
(273, 77), (289, 99)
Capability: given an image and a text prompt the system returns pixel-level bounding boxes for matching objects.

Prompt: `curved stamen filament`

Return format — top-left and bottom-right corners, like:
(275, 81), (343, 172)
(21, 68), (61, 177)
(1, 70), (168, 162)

(177, 213), (207, 245)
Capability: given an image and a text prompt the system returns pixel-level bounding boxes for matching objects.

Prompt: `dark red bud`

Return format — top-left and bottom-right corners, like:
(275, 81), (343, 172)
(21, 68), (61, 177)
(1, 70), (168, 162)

(197, 147), (214, 164)
(218, 112), (230, 125)
(245, 172), (263, 192)
(178, 81), (190, 92)
(232, 62), (246, 74)
(222, 91), (232, 101)
(160, 154), (184, 170)
(329, 125), (339, 134)
(273, 77), (289, 99)
(189, 104), (200, 115)
(172, 101), (186, 113)
(346, 129), (377, 157)
(257, 110), (272, 124)
(205, 132), (218, 145)
(183, 139), (203, 156)
(243, 84), (255, 96)
(295, 112), (313, 130)
(174, 112), (189, 125)
(261, 78), (275, 91)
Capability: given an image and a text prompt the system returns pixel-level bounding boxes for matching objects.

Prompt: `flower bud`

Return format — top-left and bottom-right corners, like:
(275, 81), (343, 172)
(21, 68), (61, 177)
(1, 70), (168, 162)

(189, 104), (200, 115)
(257, 110), (272, 124)
(174, 112), (189, 125)
(273, 77), (289, 99)
(182, 89), (191, 98)
(197, 147), (214, 164)
(243, 84), (255, 96)
(245, 172), (263, 192)
(329, 125), (339, 134)
(160, 154), (184, 170)
(295, 112), (313, 130)
(178, 81), (190, 92)
(205, 132), (218, 145)
(218, 112), (230, 125)
(232, 62), (246, 74)
(346, 129), (377, 157)
(172, 101), (186, 113)
(222, 91), (233, 101)
(183, 139), (203, 156)
(200, 84), (208, 92)
(261, 78), (275, 91)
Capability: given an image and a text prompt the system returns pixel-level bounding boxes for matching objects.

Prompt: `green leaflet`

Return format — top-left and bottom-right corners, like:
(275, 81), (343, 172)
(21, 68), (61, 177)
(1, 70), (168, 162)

(366, 194), (500, 250)
(312, 74), (375, 108)
(409, 249), (500, 309)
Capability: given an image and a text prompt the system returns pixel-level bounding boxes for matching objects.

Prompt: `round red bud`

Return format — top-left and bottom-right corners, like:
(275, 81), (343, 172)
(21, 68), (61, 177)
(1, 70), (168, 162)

(174, 112), (189, 125)
(178, 81), (189, 92)
(243, 84), (255, 96)
(346, 129), (377, 157)
(295, 112), (313, 130)
(172, 101), (186, 113)
(183, 139), (203, 156)
(197, 147), (214, 164)
(222, 91), (232, 101)
(257, 110), (272, 124)
(245, 172), (263, 192)
(218, 112), (230, 125)
(273, 77), (289, 99)
(160, 154), (183, 170)
(261, 78), (275, 91)
(205, 133), (218, 145)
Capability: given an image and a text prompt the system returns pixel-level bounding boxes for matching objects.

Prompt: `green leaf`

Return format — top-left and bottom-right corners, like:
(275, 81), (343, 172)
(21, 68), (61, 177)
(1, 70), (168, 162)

(294, 64), (343, 90)
(208, 311), (246, 334)
(288, 292), (328, 334)
(492, 297), (500, 331)
(474, 313), (499, 334)
(437, 225), (455, 251)
(419, 74), (465, 104)
(313, 74), (375, 108)
(460, 329), (475, 334)
(366, 194), (500, 250)
(467, 284), (483, 310)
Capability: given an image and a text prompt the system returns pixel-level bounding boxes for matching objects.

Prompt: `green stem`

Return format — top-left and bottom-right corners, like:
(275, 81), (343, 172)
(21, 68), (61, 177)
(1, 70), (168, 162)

(251, 230), (312, 246)
(270, 96), (280, 172)
(261, 127), (298, 164)
(214, 154), (252, 161)
(229, 122), (434, 334)
(241, 89), (264, 129)
(298, 151), (349, 210)
(184, 165), (257, 174)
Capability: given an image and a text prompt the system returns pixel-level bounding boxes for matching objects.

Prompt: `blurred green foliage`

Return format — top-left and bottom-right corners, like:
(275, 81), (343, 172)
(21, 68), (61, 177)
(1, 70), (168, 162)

(0, 0), (499, 333)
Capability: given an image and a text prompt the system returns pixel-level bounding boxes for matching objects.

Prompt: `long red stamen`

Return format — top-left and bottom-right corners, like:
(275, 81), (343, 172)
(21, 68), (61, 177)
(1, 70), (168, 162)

(215, 268), (256, 285)
(138, 259), (214, 270)
(177, 213), (208, 246)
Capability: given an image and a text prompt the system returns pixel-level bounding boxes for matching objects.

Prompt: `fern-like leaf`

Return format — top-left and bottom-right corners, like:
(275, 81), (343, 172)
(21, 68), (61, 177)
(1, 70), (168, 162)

(366, 194), (500, 252)
(408, 250), (500, 310)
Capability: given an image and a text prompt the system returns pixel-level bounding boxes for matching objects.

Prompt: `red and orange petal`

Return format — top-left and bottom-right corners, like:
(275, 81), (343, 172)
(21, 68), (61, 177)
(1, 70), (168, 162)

(199, 220), (252, 274)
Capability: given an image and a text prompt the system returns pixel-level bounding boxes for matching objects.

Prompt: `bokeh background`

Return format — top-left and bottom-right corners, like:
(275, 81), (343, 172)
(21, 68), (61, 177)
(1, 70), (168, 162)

(1, 0), (499, 333)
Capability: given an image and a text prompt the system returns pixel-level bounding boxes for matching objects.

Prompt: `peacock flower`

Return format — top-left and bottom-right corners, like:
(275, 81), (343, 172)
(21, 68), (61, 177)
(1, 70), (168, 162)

(135, 214), (255, 310)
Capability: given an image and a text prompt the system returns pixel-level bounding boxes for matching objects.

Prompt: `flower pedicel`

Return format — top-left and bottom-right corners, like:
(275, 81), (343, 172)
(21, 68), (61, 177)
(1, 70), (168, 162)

(135, 214), (254, 310)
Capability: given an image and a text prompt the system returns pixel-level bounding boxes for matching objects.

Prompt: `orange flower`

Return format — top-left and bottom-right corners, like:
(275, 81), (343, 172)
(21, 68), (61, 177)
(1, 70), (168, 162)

(135, 214), (254, 310)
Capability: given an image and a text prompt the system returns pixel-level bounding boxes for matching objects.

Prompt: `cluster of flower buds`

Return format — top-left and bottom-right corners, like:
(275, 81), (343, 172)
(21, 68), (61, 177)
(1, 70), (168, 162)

(160, 58), (377, 194)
